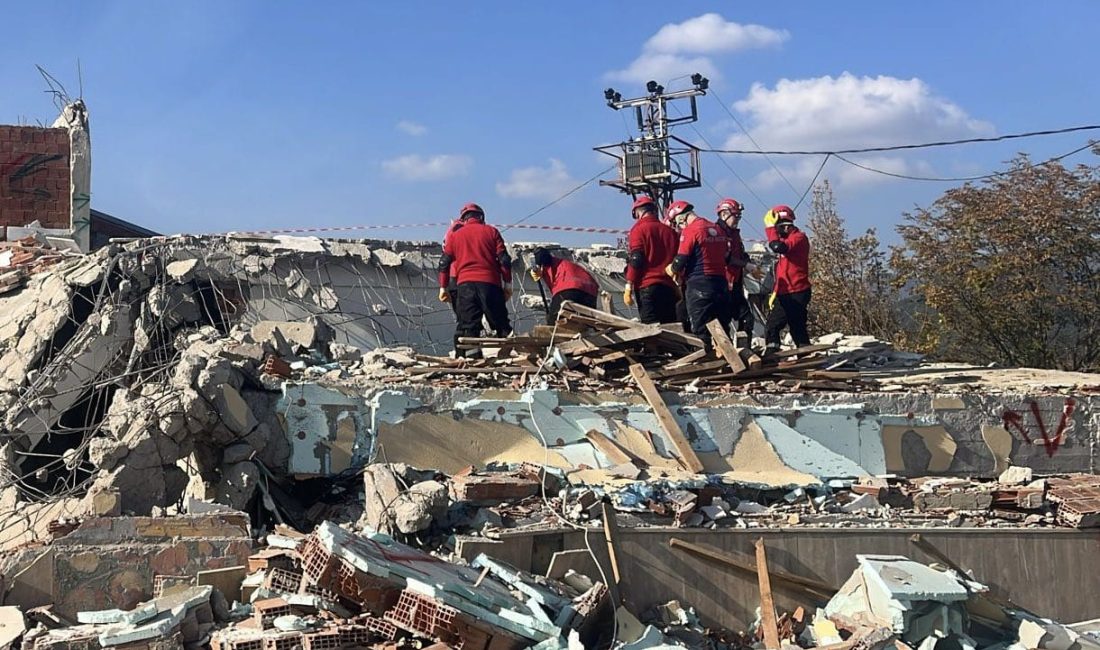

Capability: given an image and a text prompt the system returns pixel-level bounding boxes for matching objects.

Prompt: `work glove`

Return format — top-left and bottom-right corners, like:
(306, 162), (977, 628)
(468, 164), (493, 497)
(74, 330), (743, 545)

(438, 288), (450, 303)
(623, 284), (634, 307)
(763, 209), (780, 243)
(664, 263), (677, 279)
(768, 291), (777, 310)
(503, 284), (513, 300)
(529, 269), (542, 282)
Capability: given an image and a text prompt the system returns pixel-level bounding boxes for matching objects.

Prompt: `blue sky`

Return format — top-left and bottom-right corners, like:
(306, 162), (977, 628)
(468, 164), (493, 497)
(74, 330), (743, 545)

(1, 1), (1097, 245)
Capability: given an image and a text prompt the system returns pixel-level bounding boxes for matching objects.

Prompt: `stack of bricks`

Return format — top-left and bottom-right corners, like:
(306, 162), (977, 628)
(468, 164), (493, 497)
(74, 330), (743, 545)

(0, 126), (71, 230)
(298, 532), (401, 615)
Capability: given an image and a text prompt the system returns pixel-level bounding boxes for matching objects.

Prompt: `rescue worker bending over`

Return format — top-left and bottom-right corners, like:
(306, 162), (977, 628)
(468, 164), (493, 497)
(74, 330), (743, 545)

(624, 196), (679, 324)
(763, 204), (812, 355)
(438, 203), (513, 357)
(530, 247), (599, 324)
(665, 200), (734, 350)
(715, 198), (754, 341)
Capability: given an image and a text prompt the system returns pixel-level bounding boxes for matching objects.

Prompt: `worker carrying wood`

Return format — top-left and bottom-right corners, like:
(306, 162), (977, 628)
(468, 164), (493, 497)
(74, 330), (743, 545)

(529, 247), (599, 324)
(763, 204), (812, 356)
(715, 198), (755, 341)
(624, 196), (679, 324)
(438, 202), (513, 357)
(665, 200), (734, 350)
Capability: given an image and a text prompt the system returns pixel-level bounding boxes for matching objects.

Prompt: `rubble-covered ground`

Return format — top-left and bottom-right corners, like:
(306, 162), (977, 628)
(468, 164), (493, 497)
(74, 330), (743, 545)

(0, 234), (1098, 649)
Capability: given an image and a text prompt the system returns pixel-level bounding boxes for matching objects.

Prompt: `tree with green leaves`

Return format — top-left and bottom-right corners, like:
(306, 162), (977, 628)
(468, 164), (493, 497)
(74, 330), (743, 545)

(806, 180), (901, 341)
(891, 147), (1100, 371)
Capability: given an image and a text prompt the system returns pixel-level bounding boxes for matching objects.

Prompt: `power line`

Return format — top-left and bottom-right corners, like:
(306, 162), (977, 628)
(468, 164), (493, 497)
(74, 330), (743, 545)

(707, 88), (802, 198)
(500, 165), (616, 232)
(667, 103), (771, 230)
(794, 154), (831, 210)
(697, 124), (1100, 156)
(831, 140), (1096, 183)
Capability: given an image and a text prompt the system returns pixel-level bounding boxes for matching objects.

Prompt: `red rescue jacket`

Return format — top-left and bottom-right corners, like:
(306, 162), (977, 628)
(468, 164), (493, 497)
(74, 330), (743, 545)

(542, 258), (599, 297)
(439, 219), (512, 287)
(772, 228), (811, 294)
(717, 220), (748, 286)
(673, 217), (730, 283)
(626, 215), (678, 289)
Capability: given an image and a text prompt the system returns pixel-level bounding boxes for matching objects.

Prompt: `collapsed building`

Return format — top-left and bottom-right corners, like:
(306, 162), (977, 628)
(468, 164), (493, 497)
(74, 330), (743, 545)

(1, 95), (1099, 650)
(0, 230), (1095, 649)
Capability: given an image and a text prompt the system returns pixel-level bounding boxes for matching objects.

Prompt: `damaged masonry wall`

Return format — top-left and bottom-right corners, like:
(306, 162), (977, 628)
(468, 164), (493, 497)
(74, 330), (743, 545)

(317, 385), (1100, 484)
(0, 234), (629, 543)
(0, 234), (1096, 552)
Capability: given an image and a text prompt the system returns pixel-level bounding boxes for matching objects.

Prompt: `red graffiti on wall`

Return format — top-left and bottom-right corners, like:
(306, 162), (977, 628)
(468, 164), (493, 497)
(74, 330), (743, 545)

(1002, 398), (1076, 457)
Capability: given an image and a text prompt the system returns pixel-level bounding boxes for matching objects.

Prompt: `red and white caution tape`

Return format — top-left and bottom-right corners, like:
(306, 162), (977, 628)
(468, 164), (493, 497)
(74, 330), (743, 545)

(217, 221), (630, 237)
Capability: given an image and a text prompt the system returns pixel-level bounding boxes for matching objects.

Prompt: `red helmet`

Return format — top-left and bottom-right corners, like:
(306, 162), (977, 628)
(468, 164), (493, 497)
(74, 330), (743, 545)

(631, 196), (657, 217)
(666, 200), (694, 223)
(716, 198), (743, 216)
(770, 204), (795, 222)
(459, 202), (485, 220)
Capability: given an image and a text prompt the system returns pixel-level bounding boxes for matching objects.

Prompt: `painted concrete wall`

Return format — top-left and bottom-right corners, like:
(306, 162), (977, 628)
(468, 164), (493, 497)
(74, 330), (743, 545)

(457, 526), (1100, 630)
(284, 386), (1100, 481)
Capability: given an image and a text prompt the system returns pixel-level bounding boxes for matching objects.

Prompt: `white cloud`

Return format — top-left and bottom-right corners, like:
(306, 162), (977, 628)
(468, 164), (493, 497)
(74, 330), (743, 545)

(726, 73), (993, 152)
(725, 73), (993, 191)
(382, 154), (472, 181)
(396, 120), (427, 136)
(607, 14), (788, 83)
(645, 13), (789, 54)
(496, 159), (578, 200)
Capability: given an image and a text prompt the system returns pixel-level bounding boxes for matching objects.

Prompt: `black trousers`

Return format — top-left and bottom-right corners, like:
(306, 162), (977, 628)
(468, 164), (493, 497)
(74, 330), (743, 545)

(447, 280), (459, 316)
(637, 283), (679, 325)
(548, 289), (597, 325)
(730, 278), (754, 339)
(765, 288), (812, 350)
(686, 276), (733, 350)
(454, 282), (512, 356)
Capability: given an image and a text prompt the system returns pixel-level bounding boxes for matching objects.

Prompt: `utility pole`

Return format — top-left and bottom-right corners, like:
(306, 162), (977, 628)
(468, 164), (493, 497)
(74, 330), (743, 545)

(595, 73), (709, 215)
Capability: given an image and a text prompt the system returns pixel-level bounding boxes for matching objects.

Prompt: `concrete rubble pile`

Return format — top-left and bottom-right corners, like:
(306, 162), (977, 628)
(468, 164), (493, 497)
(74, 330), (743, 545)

(617, 555), (1100, 650)
(0, 235), (1098, 648)
(812, 333), (924, 370)
(17, 520), (613, 650)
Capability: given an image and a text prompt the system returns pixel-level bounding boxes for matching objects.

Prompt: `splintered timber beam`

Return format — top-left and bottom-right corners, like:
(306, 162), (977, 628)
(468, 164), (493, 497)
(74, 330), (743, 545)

(668, 538), (835, 598)
(558, 301), (705, 349)
(585, 430), (639, 466)
(755, 538), (781, 650)
(628, 363), (704, 473)
(556, 324), (662, 355)
(706, 319), (747, 374)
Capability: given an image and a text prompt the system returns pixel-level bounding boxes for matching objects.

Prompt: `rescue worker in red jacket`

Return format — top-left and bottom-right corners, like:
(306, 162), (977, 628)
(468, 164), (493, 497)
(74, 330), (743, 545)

(665, 200), (733, 350)
(762, 204), (812, 355)
(441, 218), (463, 312)
(624, 196), (679, 324)
(530, 247), (599, 324)
(438, 203), (513, 357)
(715, 198), (754, 341)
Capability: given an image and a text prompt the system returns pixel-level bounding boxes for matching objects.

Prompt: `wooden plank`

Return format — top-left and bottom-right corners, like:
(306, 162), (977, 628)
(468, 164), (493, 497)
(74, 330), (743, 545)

(706, 320), (747, 375)
(628, 363), (704, 473)
(557, 324), (662, 355)
(560, 301), (705, 349)
(600, 501), (623, 605)
(585, 430), (638, 466)
(665, 349), (708, 370)
(407, 366), (530, 375)
(651, 359), (729, 380)
(668, 538), (835, 598)
(755, 538), (781, 650)
(772, 343), (835, 359)
(741, 348), (763, 370)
